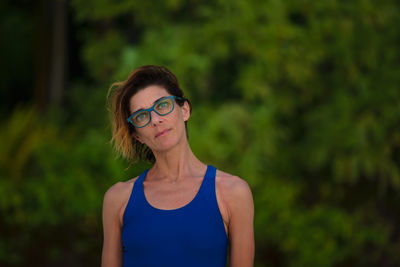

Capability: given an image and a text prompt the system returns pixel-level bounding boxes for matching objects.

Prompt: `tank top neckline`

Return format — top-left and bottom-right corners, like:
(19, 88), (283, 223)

(139, 165), (212, 212)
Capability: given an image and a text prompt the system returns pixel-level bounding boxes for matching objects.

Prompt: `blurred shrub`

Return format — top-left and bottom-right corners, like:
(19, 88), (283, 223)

(189, 103), (392, 267)
(0, 107), (146, 266)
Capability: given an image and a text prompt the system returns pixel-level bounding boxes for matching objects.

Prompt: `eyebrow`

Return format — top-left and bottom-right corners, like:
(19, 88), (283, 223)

(131, 96), (169, 114)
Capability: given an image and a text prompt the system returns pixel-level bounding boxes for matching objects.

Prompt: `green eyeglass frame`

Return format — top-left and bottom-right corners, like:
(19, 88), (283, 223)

(127, 95), (184, 128)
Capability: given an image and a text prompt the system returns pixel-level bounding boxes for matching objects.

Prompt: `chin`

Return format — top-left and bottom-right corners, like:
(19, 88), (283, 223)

(153, 136), (182, 152)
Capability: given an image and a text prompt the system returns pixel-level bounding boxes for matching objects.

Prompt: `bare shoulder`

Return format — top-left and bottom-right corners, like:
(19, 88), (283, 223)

(215, 169), (254, 222)
(215, 169), (253, 199)
(103, 177), (139, 213)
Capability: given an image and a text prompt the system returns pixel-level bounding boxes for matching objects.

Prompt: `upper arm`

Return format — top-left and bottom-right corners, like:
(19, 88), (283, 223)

(101, 183), (125, 267)
(225, 177), (255, 267)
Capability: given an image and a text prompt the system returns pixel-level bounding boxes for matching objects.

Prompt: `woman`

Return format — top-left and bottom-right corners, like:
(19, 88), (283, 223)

(102, 65), (254, 267)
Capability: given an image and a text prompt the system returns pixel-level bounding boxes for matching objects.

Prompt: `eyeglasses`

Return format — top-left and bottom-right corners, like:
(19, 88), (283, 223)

(127, 95), (184, 128)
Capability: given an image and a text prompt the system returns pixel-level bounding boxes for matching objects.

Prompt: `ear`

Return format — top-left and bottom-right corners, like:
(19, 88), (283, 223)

(181, 101), (191, 122)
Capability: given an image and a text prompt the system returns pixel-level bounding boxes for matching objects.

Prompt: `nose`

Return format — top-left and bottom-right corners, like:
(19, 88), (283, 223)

(150, 110), (163, 125)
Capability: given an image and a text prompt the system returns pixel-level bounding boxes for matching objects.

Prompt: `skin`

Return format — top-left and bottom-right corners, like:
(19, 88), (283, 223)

(102, 85), (255, 267)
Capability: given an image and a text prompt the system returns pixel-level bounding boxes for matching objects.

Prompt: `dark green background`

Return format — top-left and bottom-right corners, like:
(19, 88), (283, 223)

(1, 0), (399, 266)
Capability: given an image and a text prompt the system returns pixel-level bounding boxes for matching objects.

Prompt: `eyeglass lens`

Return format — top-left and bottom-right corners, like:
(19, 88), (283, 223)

(132, 97), (174, 127)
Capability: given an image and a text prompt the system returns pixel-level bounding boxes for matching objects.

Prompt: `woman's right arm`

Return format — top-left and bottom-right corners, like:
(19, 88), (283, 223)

(101, 183), (125, 267)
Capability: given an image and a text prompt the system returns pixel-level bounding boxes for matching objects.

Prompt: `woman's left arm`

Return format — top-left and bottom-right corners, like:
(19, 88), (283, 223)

(225, 176), (255, 267)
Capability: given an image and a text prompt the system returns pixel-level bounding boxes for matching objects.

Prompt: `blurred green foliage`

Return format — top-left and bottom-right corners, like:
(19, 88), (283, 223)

(1, 0), (400, 266)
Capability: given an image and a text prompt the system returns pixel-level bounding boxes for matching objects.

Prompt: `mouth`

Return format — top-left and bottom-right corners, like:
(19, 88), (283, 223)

(155, 129), (171, 138)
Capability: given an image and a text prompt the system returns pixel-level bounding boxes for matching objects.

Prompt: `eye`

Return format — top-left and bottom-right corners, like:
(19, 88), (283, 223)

(156, 99), (171, 110)
(134, 112), (148, 122)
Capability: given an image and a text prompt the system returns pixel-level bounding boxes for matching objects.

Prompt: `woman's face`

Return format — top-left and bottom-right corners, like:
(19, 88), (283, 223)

(128, 85), (190, 153)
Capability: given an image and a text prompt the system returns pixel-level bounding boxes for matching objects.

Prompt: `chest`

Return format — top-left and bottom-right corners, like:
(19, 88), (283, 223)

(119, 176), (230, 238)
(142, 178), (230, 235)
(143, 179), (203, 210)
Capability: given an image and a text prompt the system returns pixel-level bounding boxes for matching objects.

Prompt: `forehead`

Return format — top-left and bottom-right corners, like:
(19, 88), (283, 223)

(129, 85), (170, 113)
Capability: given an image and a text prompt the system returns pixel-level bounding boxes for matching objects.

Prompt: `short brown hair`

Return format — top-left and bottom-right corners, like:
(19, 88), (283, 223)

(107, 65), (192, 163)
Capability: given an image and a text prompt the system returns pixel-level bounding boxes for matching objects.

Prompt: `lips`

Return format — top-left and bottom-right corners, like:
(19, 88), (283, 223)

(155, 129), (170, 138)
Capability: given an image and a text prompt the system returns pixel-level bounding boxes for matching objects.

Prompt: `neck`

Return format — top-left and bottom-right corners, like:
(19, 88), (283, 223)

(149, 138), (205, 183)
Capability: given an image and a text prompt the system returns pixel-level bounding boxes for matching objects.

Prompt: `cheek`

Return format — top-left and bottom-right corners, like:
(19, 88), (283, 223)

(132, 132), (143, 142)
(133, 127), (150, 140)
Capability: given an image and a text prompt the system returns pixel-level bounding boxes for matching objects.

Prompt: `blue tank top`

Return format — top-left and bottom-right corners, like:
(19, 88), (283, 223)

(121, 165), (228, 267)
